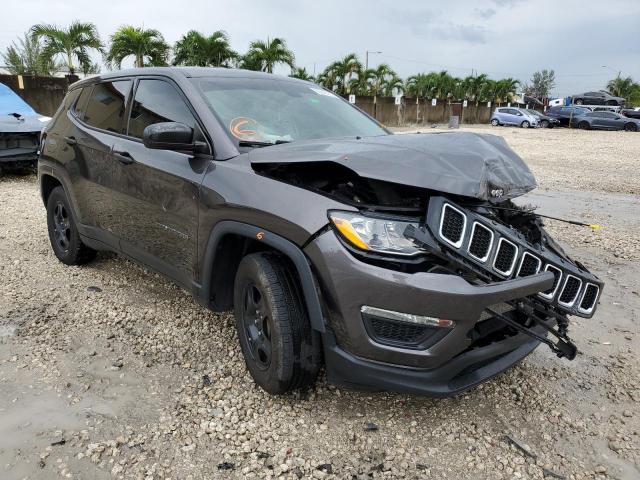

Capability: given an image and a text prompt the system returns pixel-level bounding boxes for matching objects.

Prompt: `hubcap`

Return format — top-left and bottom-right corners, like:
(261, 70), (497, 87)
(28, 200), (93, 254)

(53, 201), (71, 252)
(242, 283), (272, 370)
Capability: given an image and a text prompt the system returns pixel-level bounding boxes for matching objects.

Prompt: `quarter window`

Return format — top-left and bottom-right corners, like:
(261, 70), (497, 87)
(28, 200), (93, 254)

(128, 79), (196, 139)
(83, 80), (132, 134)
(74, 86), (92, 120)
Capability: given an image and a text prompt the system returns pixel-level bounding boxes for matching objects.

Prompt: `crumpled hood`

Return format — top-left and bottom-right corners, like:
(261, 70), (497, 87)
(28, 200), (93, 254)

(248, 132), (537, 201)
(0, 114), (48, 134)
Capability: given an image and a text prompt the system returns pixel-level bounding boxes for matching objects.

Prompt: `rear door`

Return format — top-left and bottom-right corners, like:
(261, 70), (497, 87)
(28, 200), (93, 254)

(68, 79), (132, 246)
(110, 77), (211, 287)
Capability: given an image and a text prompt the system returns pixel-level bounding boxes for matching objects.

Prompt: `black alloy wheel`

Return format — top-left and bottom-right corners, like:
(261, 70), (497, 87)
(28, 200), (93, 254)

(52, 201), (71, 253)
(241, 282), (273, 370)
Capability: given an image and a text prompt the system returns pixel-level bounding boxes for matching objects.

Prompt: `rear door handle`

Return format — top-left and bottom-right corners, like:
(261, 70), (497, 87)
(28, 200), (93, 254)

(64, 136), (77, 145)
(112, 149), (134, 165)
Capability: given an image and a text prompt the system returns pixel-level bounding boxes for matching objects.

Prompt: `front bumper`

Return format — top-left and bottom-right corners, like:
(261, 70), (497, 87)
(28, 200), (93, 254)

(304, 231), (554, 375)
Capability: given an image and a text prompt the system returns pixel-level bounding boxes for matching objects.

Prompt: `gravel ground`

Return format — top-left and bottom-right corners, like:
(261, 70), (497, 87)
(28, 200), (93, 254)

(1, 126), (639, 479)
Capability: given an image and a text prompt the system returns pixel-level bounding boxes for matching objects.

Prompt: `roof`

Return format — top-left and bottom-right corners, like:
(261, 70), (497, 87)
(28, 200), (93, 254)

(71, 66), (306, 88)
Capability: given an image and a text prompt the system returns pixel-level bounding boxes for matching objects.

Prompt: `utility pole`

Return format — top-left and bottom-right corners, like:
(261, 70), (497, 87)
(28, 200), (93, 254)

(365, 50), (382, 71)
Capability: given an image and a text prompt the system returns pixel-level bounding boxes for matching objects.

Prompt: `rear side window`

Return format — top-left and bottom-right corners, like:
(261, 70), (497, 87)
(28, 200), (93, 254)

(128, 79), (196, 139)
(83, 80), (132, 134)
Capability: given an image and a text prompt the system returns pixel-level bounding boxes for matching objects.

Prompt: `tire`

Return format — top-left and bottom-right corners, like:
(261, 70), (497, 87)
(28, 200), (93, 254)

(521, 120), (530, 128)
(490, 118), (499, 126)
(540, 120), (549, 128)
(574, 98), (583, 105)
(624, 123), (638, 132)
(233, 252), (320, 394)
(46, 186), (96, 265)
(578, 121), (590, 130)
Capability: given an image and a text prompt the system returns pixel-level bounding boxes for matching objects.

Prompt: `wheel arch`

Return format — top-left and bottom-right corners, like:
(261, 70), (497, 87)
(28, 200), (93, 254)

(40, 173), (63, 206)
(200, 221), (325, 332)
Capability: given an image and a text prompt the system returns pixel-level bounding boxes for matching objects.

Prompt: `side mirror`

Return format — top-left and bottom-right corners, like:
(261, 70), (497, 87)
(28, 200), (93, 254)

(143, 122), (207, 153)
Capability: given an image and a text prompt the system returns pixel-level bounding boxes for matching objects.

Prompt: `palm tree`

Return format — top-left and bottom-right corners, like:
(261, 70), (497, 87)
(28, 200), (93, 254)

(368, 64), (395, 97)
(106, 26), (170, 69)
(383, 74), (404, 96)
(289, 67), (314, 81)
(245, 37), (294, 73)
(494, 78), (520, 104)
(606, 76), (638, 99)
(2, 33), (59, 76)
(30, 21), (102, 75)
(173, 30), (236, 67)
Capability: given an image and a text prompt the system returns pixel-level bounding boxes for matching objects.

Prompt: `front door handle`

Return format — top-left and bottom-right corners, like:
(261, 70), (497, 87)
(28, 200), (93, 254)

(112, 149), (134, 165)
(64, 136), (77, 145)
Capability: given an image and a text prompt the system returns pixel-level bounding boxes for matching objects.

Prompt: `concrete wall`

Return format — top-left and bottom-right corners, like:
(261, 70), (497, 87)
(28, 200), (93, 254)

(347, 95), (495, 127)
(0, 74), (78, 116)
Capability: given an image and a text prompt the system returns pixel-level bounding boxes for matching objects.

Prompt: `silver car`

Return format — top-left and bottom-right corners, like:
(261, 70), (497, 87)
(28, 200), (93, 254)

(490, 107), (538, 128)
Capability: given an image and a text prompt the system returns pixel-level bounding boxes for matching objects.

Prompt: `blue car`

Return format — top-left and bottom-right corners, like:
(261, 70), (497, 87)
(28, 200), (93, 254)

(490, 107), (538, 128)
(1, 83), (51, 173)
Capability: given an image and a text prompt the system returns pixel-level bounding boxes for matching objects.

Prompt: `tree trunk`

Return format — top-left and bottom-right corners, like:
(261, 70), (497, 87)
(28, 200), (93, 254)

(67, 51), (75, 75)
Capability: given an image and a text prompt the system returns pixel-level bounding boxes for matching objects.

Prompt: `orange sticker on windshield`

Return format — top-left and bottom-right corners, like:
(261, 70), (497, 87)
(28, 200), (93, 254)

(229, 117), (260, 140)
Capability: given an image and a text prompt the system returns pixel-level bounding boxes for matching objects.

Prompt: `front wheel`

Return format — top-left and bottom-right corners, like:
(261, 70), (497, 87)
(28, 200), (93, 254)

(233, 252), (320, 394)
(521, 120), (530, 128)
(46, 186), (96, 265)
(578, 121), (591, 130)
(574, 98), (583, 105)
(490, 118), (500, 126)
(540, 120), (549, 128)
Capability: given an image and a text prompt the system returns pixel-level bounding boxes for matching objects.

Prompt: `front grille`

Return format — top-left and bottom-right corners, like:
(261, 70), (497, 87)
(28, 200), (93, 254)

(493, 238), (518, 275)
(369, 317), (427, 344)
(468, 222), (493, 261)
(517, 252), (541, 277)
(440, 204), (466, 247)
(579, 284), (599, 312)
(559, 276), (582, 306)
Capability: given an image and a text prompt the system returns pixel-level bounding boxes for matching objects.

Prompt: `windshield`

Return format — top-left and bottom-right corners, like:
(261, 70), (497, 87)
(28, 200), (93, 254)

(0, 83), (36, 116)
(192, 77), (388, 145)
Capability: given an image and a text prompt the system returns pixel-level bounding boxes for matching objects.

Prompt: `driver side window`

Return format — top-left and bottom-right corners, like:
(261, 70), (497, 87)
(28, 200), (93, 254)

(128, 79), (197, 139)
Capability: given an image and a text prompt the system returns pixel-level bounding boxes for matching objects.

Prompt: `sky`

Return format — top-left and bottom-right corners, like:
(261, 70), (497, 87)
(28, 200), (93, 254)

(2, 0), (639, 97)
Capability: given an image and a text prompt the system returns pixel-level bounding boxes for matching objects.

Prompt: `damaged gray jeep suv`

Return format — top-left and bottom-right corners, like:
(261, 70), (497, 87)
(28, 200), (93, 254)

(39, 68), (603, 396)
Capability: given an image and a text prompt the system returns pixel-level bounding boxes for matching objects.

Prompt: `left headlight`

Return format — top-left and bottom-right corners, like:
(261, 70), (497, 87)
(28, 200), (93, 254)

(328, 210), (422, 256)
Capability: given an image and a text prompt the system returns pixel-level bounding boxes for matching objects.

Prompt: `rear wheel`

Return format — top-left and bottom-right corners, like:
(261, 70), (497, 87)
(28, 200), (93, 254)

(521, 120), (530, 128)
(233, 252), (320, 394)
(490, 118), (499, 126)
(46, 186), (96, 265)
(624, 122), (638, 132)
(578, 121), (590, 130)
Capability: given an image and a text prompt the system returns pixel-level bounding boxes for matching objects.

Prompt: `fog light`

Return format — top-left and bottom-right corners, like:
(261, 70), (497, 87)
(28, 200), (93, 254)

(360, 306), (455, 328)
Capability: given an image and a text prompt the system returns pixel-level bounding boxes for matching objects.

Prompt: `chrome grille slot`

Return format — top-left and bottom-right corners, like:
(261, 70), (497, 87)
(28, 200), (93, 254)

(539, 265), (562, 300)
(578, 283), (599, 314)
(559, 275), (582, 307)
(468, 222), (494, 262)
(517, 252), (541, 277)
(492, 238), (518, 276)
(439, 204), (466, 248)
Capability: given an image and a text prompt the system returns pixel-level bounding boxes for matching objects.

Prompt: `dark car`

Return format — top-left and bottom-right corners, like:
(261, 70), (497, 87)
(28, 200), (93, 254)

(572, 90), (625, 106)
(39, 68), (603, 396)
(545, 105), (591, 127)
(621, 108), (640, 119)
(526, 110), (560, 128)
(1, 82), (50, 173)
(575, 111), (640, 131)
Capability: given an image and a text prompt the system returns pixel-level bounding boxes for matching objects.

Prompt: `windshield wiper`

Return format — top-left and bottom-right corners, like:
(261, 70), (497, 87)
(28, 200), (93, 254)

(238, 139), (291, 148)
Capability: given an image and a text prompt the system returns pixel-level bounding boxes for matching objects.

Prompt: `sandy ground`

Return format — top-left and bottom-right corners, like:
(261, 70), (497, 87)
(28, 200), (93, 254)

(1, 125), (639, 479)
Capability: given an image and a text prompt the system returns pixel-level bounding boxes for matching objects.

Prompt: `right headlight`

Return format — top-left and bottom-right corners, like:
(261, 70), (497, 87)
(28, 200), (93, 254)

(328, 210), (422, 256)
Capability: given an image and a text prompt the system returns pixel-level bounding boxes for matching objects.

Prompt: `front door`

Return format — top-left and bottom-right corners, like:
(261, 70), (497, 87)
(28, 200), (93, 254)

(110, 77), (210, 288)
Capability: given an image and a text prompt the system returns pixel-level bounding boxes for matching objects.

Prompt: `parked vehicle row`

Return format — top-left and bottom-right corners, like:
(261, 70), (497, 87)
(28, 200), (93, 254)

(490, 105), (640, 131)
